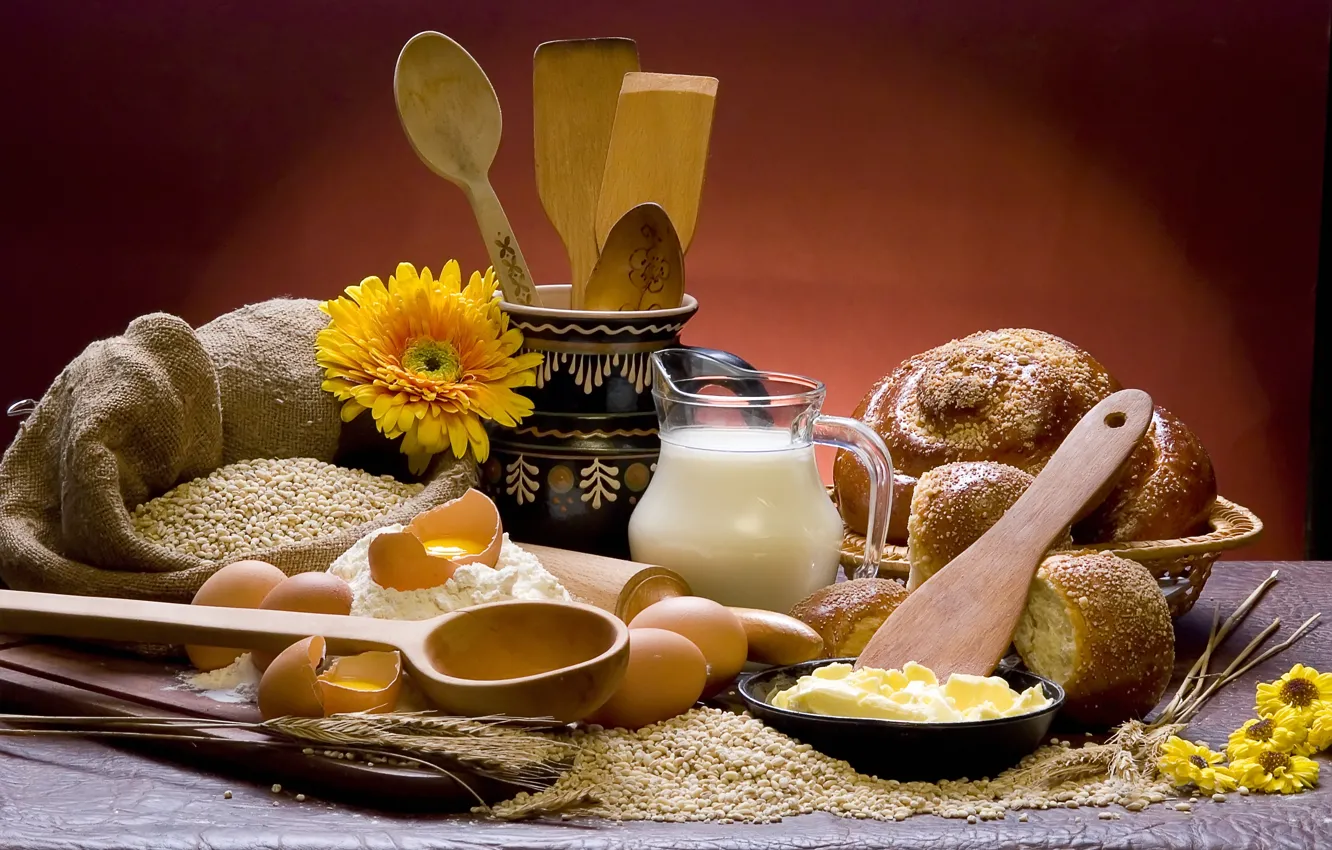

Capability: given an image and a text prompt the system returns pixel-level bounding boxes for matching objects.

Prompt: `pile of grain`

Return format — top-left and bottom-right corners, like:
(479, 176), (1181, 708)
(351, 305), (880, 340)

(488, 708), (1178, 823)
(131, 457), (424, 561)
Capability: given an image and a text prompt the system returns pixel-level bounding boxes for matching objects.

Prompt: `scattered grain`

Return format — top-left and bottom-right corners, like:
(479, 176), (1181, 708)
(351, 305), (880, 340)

(483, 708), (1179, 823)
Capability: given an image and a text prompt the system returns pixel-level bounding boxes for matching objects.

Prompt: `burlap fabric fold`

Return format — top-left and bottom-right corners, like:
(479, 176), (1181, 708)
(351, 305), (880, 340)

(0, 298), (475, 602)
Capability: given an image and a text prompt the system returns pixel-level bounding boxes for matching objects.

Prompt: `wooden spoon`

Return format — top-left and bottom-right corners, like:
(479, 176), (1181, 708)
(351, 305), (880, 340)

(394, 31), (540, 306)
(582, 202), (684, 311)
(0, 592), (627, 722)
(533, 38), (640, 308)
(855, 389), (1154, 678)
(595, 72), (718, 256)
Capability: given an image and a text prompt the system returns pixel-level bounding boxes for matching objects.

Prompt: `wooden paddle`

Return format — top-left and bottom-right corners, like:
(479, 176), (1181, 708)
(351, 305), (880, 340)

(855, 389), (1154, 678)
(394, 31), (540, 306)
(583, 202), (684, 311)
(595, 72), (718, 256)
(533, 38), (640, 308)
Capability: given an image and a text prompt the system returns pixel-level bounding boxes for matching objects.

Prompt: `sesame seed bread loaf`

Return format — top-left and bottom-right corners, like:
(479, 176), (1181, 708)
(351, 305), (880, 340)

(833, 329), (1119, 542)
(906, 461), (1072, 591)
(789, 578), (909, 658)
(1014, 553), (1175, 727)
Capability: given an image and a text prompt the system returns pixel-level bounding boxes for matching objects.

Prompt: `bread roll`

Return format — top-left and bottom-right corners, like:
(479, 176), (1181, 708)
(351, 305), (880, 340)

(1074, 406), (1217, 543)
(834, 329), (1119, 540)
(1014, 553), (1174, 727)
(906, 461), (1072, 591)
(789, 578), (909, 658)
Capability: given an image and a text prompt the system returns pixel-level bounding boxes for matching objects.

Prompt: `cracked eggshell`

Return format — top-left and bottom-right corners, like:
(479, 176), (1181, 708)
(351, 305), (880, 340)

(368, 530), (459, 591)
(406, 488), (503, 568)
(186, 559), (287, 672)
(258, 636), (326, 720)
(369, 489), (503, 591)
(252, 573), (354, 671)
(317, 650), (404, 715)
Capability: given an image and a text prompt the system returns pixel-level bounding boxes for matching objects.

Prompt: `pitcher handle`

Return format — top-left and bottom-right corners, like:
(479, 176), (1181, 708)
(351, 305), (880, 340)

(813, 416), (893, 579)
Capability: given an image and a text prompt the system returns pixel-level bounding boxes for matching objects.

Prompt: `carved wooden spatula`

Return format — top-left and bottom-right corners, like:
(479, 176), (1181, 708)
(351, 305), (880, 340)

(855, 389), (1154, 678)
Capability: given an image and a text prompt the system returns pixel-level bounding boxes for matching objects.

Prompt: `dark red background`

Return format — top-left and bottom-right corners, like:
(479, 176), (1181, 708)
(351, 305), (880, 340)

(3, 1), (1326, 558)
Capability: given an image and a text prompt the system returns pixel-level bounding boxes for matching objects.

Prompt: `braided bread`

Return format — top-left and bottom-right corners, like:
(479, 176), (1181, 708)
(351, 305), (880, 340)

(834, 329), (1119, 540)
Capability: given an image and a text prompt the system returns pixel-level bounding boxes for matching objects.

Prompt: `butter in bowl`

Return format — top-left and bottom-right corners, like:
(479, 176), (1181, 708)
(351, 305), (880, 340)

(739, 658), (1064, 781)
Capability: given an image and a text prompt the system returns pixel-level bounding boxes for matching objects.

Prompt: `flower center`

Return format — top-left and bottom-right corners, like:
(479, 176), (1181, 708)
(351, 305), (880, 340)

(1189, 755), (1209, 769)
(403, 339), (462, 382)
(1280, 678), (1317, 707)
(1246, 719), (1274, 741)
(1258, 750), (1290, 774)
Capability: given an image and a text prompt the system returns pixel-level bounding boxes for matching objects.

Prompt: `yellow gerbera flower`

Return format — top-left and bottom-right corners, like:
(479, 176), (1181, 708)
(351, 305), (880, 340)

(1157, 736), (1237, 793)
(1226, 707), (1308, 760)
(1305, 705), (1332, 756)
(1228, 750), (1320, 794)
(1256, 664), (1332, 723)
(316, 261), (543, 472)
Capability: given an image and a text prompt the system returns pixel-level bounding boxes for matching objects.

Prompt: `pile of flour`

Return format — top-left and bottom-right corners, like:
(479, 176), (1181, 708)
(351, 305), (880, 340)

(177, 652), (261, 703)
(327, 525), (571, 619)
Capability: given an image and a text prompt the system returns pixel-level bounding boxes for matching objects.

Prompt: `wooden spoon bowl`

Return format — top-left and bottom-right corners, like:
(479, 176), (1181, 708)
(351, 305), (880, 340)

(0, 592), (628, 722)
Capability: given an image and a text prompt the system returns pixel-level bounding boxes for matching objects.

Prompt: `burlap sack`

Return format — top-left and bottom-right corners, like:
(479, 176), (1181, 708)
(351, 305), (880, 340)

(0, 298), (476, 603)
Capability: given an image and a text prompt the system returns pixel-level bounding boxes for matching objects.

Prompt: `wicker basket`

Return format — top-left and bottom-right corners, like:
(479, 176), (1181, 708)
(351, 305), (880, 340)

(836, 495), (1262, 618)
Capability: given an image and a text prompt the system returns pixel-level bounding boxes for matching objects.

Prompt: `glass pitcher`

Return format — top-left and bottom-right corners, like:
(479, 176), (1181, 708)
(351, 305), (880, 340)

(627, 349), (893, 612)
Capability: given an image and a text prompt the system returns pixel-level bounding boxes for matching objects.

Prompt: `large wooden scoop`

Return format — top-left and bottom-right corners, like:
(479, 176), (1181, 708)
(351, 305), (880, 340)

(0, 593), (627, 722)
(855, 389), (1154, 678)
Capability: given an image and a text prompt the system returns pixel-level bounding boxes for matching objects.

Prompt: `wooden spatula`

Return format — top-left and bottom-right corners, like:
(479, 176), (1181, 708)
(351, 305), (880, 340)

(595, 72), (718, 255)
(533, 38), (640, 309)
(855, 389), (1154, 678)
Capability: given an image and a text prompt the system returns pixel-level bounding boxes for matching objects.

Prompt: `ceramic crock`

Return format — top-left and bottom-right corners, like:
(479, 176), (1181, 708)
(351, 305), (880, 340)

(483, 284), (750, 558)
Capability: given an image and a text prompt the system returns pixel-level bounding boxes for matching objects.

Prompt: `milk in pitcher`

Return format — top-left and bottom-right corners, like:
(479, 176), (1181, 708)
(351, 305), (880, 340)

(628, 427), (844, 611)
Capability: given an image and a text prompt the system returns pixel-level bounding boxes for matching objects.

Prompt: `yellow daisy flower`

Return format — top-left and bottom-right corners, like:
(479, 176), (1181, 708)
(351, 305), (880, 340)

(1157, 736), (1237, 793)
(316, 261), (543, 473)
(1305, 705), (1332, 755)
(1255, 664), (1332, 723)
(1228, 750), (1320, 794)
(1226, 707), (1308, 760)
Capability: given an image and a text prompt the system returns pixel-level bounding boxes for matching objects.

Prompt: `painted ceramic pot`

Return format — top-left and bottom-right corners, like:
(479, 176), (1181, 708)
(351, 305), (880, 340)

(483, 285), (749, 558)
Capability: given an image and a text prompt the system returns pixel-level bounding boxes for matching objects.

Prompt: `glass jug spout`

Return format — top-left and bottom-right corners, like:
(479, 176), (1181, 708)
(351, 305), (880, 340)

(647, 349), (893, 580)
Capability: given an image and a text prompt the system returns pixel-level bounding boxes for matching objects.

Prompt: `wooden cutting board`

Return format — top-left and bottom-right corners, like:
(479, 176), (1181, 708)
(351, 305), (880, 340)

(0, 637), (525, 808)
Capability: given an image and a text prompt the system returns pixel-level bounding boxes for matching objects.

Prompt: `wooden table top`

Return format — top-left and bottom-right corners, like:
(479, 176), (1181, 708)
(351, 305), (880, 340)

(1, 561), (1328, 850)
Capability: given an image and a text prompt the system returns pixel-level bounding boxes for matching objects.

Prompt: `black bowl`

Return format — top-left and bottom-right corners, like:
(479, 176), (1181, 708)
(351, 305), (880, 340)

(738, 659), (1065, 782)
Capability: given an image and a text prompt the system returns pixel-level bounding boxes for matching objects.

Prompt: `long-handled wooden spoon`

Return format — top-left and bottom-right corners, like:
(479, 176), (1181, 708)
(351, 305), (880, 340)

(595, 72), (718, 256)
(533, 38), (640, 308)
(582, 202), (684, 311)
(394, 31), (540, 306)
(855, 389), (1154, 678)
(0, 592), (627, 721)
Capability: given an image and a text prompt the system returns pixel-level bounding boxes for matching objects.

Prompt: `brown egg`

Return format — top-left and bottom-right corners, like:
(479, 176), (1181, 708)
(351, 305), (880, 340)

(587, 628), (706, 730)
(251, 572), (354, 671)
(186, 559), (286, 671)
(258, 636), (326, 720)
(630, 597), (748, 695)
(317, 650), (403, 715)
(369, 489), (503, 591)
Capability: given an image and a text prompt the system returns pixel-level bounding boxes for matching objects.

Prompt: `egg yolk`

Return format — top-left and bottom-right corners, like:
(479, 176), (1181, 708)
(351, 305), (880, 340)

(420, 536), (487, 559)
(325, 679), (385, 692)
